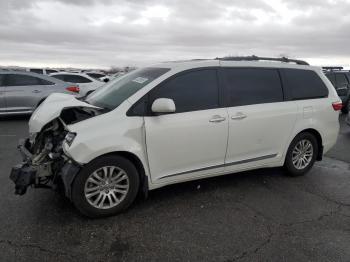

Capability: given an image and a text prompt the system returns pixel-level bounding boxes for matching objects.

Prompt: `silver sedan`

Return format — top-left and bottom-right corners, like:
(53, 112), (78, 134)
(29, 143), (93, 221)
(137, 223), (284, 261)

(0, 71), (79, 115)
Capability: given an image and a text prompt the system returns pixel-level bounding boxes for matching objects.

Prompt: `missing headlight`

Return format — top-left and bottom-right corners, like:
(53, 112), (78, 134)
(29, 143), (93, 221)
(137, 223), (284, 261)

(65, 132), (76, 146)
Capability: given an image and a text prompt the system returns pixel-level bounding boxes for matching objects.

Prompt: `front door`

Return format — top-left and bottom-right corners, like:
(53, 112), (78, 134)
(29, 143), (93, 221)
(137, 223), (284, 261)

(144, 68), (229, 183)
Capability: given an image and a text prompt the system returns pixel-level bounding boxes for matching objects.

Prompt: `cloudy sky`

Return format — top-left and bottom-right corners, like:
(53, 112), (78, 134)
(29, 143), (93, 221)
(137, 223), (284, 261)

(1, 0), (350, 69)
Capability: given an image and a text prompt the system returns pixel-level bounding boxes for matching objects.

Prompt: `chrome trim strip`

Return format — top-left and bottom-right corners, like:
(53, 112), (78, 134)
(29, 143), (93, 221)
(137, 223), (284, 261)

(158, 153), (277, 180)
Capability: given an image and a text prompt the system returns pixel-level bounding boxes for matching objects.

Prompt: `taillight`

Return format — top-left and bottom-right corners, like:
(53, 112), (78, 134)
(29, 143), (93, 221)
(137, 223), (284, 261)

(332, 101), (343, 111)
(66, 86), (80, 93)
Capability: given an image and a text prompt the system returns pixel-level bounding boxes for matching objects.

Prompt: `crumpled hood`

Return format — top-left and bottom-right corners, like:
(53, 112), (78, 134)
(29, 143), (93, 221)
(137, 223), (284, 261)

(29, 93), (99, 133)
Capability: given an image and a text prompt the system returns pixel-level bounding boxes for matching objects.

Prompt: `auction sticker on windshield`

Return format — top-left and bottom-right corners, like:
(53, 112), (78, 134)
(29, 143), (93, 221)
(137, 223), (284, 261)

(132, 77), (148, 84)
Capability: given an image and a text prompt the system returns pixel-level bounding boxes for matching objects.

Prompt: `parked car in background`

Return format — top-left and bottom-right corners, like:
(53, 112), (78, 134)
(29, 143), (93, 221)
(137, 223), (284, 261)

(27, 68), (59, 75)
(50, 72), (104, 97)
(110, 72), (126, 80)
(0, 71), (79, 115)
(86, 72), (110, 83)
(10, 56), (341, 217)
(323, 67), (350, 113)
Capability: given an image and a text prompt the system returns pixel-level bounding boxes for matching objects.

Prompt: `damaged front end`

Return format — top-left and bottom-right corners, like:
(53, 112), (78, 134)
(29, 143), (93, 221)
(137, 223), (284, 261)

(10, 102), (104, 198)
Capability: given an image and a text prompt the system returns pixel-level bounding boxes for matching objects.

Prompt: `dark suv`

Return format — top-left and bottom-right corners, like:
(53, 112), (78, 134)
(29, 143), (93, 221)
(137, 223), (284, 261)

(324, 67), (350, 113)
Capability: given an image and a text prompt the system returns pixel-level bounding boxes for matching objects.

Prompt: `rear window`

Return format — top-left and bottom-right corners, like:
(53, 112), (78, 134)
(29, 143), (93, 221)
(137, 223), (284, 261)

(282, 69), (328, 100)
(29, 69), (43, 74)
(325, 73), (336, 86)
(87, 73), (105, 79)
(46, 69), (58, 74)
(335, 73), (348, 88)
(221, 68), (283, 106)
(52, 74), (92, 83)
(51, 74), (65, 81)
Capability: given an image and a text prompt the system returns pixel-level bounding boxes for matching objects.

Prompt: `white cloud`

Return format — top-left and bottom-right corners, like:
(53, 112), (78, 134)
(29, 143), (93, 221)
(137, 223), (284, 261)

(0, 0), (350, 68)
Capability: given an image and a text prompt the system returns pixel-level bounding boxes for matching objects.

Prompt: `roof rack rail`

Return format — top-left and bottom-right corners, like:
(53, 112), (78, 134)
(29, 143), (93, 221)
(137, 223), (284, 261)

(322, 66), (344, 71)
(215, 55), (309, 65)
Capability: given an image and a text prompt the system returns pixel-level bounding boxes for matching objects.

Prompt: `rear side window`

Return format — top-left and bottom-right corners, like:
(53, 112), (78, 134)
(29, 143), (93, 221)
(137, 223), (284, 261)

(29, 69), (43, 74)
(51, 75), (65, 81)
(4, 74), (53, 86)
(63, 75), (92, 83)
(282, 69), (328, 100)
(149, 69), (219, 113)
(221, 68), (283, 107)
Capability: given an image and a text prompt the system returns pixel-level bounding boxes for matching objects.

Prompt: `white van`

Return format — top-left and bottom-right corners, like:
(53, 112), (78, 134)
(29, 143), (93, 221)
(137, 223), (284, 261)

(10, 57), (341, 217)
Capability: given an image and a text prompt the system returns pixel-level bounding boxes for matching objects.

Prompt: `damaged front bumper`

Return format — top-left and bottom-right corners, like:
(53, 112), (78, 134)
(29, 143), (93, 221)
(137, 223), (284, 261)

(10, 164), (37, 195)
(9, 138), (81, 199)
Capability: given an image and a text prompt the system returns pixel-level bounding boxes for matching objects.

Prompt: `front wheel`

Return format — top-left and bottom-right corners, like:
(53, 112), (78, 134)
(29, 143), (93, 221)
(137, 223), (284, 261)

(71, 155), (140, 218)
(284, 132), (318, 177)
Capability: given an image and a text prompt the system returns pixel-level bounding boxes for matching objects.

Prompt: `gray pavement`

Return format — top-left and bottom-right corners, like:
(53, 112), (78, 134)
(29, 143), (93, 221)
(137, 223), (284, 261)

(0, 114), (350, 262)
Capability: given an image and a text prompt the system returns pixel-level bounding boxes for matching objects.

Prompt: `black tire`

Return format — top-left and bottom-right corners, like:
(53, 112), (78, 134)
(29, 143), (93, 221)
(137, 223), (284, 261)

(71, 155), (140, 218)
(284, 132), (318, 177)
(341, 100), (349, 114)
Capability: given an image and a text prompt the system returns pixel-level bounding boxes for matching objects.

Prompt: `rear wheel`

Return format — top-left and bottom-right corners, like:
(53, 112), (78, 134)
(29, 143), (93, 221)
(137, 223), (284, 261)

(71, 155), (140, 218)
(284, 132), (318, 176)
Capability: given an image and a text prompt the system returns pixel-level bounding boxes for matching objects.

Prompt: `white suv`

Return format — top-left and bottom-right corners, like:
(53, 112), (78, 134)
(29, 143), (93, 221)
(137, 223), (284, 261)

(10, 57), (341, 217)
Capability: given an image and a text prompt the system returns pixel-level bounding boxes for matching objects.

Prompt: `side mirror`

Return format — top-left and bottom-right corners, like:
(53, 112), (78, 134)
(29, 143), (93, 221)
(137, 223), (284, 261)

(151, 98), (176, 114)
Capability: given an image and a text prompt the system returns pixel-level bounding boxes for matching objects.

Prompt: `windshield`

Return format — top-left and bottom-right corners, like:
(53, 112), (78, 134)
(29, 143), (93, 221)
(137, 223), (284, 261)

(86, 67), (170, 110)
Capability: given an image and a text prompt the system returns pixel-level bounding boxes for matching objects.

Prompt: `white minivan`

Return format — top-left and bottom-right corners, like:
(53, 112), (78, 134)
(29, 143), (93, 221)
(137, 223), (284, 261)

(10, 57), (341, 217)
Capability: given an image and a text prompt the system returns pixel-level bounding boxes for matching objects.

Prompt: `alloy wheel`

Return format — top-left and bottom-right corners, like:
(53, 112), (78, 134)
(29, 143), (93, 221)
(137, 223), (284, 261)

(84, 166), (130, 209)
(291, 139), (313, 170)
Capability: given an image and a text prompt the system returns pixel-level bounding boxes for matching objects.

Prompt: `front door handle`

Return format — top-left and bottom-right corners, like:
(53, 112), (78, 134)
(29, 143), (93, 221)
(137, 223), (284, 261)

(32, 90), (41, 93)
(209, 115), (226, 123)
(231, 112), (247, 120)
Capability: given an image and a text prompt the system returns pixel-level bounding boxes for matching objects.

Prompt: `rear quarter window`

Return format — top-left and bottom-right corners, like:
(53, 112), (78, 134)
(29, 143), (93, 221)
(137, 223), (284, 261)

(282, 69), (329, 100)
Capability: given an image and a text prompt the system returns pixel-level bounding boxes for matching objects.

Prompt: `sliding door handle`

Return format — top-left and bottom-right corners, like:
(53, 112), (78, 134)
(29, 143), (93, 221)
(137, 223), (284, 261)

(231, 112), (247, 120)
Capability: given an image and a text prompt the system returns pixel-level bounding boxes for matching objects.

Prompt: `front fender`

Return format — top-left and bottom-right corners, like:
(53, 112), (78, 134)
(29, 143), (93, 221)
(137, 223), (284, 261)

(63, 115), (150, 178)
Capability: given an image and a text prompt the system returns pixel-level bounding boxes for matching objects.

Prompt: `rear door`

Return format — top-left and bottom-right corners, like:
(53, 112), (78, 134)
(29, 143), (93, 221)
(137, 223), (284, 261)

(4, 74), (49, 113)
(0, 74), (6, 113)
(144, 68), (229, 183)
(220, 67), (298, 171)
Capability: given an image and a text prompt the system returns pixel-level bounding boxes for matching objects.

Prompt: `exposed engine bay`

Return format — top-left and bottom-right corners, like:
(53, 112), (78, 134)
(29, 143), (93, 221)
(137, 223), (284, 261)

(10, 106), (103, 197)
